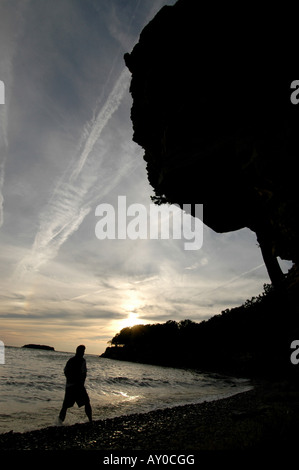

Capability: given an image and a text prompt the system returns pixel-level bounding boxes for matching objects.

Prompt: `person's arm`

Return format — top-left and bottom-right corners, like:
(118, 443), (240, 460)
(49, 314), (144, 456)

(64, 359), (71, 377)
(81, 359), (87, 382)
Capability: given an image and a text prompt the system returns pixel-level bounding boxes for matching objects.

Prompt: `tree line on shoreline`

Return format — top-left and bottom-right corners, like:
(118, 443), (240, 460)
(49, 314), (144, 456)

(102, 270), (299, 379)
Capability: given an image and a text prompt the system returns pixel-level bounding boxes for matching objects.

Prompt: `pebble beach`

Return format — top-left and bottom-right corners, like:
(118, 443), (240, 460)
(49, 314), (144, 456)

(1, 381), (299, 461)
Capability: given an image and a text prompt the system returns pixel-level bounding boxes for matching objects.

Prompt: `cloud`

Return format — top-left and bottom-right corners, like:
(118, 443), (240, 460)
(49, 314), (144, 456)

(0, 0), (29, 228)
(191, 263), (266, 299)
(106, 0), (142, 52)
(0, 79), (9, 227)
(70, 67), (130, 182)
(0, 43), (10, 229)
(0, 0), (279, 355)
(14, 67), (131, 278)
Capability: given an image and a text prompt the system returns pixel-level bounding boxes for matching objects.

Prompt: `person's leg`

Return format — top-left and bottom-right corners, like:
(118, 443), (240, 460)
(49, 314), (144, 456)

(78, 386), (92, 422)
(59, 405), (67, 422)
(59, 387), (74, 422)
(85, 401), (92, 422)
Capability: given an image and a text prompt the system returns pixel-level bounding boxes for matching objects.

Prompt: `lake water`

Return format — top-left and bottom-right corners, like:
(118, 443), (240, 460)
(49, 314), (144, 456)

(0, 346), (252, 434)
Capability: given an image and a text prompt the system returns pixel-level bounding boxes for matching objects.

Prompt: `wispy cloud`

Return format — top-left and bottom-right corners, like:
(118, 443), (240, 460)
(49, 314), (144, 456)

(0, 54), (10, 229)
(70, 67), (130, 182)
(0, 110), (7, 227)
(0, 0), (29, 228)
(1, 0), (274, 355)
(191, 263), (266, 299)
(15, 67), (131, 277)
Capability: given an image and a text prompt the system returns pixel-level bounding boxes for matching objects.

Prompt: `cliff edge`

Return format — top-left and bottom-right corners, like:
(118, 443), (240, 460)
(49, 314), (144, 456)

(124, 0), (299, 287)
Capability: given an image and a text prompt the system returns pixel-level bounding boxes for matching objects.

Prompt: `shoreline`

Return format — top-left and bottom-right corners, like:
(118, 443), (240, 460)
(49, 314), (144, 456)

(1, 381), (299, 453)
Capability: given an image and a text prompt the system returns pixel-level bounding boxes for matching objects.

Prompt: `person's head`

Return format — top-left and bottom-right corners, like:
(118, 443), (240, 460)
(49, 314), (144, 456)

(76, 345), (86, 357)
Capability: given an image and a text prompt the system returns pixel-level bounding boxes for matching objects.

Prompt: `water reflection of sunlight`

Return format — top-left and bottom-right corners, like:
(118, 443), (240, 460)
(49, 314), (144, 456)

(118, 391), (140, 401)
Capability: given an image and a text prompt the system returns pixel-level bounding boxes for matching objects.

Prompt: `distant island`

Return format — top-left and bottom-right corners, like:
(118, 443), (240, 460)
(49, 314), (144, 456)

(22, 344), (55, 351)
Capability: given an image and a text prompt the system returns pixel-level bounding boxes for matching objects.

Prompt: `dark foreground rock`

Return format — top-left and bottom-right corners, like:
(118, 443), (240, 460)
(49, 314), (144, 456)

(124, 0), (299, 287)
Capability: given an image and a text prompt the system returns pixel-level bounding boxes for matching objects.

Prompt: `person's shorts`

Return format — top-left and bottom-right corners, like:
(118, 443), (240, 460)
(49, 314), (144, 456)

(62, 384), (90, 408)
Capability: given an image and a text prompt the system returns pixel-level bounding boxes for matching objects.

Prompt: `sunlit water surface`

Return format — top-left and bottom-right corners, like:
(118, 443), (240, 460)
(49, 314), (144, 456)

(0, 346), (252, 434)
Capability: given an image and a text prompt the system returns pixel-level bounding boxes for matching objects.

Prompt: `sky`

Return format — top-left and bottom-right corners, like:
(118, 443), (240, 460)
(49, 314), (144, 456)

(0, 0), (292, 356)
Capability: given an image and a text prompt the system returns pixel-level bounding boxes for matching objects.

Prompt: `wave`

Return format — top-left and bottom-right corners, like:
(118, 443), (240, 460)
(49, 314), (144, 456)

(103, 376), (158, 388)
(0, 346), (253, 434)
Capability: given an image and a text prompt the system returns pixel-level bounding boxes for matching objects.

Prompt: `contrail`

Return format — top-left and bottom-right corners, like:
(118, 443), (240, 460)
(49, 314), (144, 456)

(13, 0), (154, 277)
(191, 263), (266, 298)
(70, 67), (130, 182)
(69, 0), (141, 183)
(15, 67), (131, 277)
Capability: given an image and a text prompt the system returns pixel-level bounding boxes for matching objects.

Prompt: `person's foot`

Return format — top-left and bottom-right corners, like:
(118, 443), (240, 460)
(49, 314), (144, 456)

(57, 417), (64, 426)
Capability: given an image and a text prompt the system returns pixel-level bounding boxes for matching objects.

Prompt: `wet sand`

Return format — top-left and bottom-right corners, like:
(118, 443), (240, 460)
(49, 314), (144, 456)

(0, 382), (298, 463)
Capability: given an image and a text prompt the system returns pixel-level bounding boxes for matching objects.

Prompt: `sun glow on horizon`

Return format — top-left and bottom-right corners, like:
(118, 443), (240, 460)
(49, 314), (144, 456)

(113, 295), (148, 331)
(116, 298), (148, 330)
(119, 311), (145, 329)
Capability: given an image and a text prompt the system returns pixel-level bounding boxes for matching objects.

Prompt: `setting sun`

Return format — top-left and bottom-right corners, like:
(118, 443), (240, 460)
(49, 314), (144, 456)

(119, 311), (143, 329)
(115, 296), (148, 331)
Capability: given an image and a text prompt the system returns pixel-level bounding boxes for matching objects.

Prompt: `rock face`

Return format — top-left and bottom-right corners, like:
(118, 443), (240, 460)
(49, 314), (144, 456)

(124, 0), (299, 285)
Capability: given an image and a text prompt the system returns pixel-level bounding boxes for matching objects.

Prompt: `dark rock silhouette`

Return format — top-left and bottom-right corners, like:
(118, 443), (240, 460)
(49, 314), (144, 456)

(22, 344), (55, 351)
(124, 0), (299, 286)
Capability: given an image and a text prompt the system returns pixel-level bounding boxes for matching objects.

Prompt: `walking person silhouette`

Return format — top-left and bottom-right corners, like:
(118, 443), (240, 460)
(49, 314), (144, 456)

(59, 345), (92, 424)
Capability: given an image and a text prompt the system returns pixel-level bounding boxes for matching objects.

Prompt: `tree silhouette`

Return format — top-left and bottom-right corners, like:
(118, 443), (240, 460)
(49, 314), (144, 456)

(102, 279), (298, 378)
